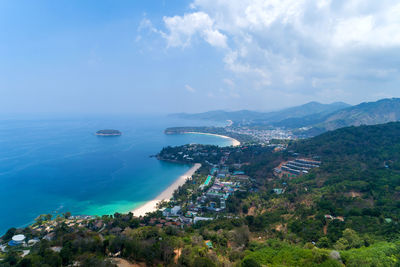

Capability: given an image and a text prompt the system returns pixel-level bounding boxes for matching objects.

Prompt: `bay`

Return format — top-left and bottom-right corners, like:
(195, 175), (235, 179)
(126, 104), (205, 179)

(0, 114), (231, 234)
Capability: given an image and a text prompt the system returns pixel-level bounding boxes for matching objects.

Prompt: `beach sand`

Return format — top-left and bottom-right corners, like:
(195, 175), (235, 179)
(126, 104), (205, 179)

(184, 132), (241, 147)
(132, 163), (201, 216)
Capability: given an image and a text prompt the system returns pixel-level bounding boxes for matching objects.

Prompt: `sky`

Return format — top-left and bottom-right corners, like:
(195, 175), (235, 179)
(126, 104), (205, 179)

(1, 0), (400, 114)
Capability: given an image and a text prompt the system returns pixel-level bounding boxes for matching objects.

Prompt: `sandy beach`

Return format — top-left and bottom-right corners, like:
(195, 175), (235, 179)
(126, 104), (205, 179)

(184, 132), (241, 146)
(132, 163), (201, 216)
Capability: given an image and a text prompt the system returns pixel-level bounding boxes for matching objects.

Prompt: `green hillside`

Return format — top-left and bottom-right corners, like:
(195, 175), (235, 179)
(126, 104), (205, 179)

(286, 98), (400, 135)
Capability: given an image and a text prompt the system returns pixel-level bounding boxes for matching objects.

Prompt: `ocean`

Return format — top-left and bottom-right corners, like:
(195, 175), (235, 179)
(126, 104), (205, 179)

(0, 114), (231, 234)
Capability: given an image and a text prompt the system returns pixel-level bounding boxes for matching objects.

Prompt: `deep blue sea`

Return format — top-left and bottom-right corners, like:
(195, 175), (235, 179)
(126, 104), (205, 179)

(0, 115), (231, 234)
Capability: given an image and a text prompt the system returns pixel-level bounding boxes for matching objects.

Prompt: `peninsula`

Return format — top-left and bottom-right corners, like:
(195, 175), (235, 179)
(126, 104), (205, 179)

(95, 129), (122, 136)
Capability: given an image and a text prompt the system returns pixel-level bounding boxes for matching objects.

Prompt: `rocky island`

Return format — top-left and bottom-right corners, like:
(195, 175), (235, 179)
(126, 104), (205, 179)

(95, 129), (122, 136)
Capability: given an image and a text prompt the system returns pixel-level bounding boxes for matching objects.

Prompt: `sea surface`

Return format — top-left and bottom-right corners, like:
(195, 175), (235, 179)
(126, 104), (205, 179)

(0, 114), (231, 234)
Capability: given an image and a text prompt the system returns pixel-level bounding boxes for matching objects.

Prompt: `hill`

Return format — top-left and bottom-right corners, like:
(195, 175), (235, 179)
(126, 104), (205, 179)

(281, 98), (400, 135)
(318, 98), (400, 131)
(174, 98), (400, 138)
(171, 101), (350, 125)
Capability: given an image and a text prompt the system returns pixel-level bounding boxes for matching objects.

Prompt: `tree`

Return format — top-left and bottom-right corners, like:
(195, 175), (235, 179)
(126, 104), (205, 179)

(241, 258), (261, 267)
(317, 237), (331, 248)
(334, 228), (363, 250)
(35, 214), (52, 225)
(193, 257), (216, 267)
(231, 226), (250, 247)
(4, 251), (20, 265)
(16, 258), (32, 267)
(2, 227), (16, 240)
(334, 238), (349, 250)
(242, 204), (249, 214)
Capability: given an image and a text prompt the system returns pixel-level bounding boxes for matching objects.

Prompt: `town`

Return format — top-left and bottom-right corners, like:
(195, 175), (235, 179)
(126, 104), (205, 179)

(1, 142), (319, 260)
(164, 125), (298, 145)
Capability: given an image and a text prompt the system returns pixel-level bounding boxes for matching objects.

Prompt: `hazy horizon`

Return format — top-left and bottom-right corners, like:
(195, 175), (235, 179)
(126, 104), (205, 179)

(0, 99), (351, 118)
(2, 1), (400, 114)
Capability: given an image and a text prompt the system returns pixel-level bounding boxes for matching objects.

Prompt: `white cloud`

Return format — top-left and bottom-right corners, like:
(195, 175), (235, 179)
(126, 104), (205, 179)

(162, 12), (227, 48)
(185, 84), (196, 93)
(160, 0), (400, 102)
(138, 17), (159, 34)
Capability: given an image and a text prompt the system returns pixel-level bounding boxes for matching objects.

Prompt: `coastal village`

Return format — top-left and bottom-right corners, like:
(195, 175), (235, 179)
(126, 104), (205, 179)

(0, 137), (323, 263)
(3, 120), (400, 267)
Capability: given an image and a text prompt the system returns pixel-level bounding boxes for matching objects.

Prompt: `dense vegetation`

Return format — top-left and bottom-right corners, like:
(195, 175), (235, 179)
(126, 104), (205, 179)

(288, 98), (400, 135)
(2, 122), (400, 266)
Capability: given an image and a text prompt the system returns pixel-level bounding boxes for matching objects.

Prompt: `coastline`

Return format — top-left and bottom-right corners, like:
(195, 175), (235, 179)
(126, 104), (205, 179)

(183, 132), (241, 147)
(132, 163), (201, 216)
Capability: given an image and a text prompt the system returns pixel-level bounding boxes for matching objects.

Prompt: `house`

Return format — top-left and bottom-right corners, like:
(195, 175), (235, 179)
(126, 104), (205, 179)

(187, 203), (198, 211)
(43, 232), (56, 241)
(335, 216), (345, 222)
(186, 211), (197, 217)
(162, 208), (171, 217)
(27, 239), (40, 246)
(51, 246), (62, 253)
(194, 217), (213, 224)
(171, 206), (181, 216)
(273, 188), (284, 195)
(179, 216), (192, 224)
(163, 206), (181, 217)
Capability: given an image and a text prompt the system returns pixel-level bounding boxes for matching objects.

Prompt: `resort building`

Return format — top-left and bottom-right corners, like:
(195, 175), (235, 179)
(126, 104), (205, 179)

(274, 158), (321, 178)
(8, 234), (26, 246)
(163, 206), (181, 217)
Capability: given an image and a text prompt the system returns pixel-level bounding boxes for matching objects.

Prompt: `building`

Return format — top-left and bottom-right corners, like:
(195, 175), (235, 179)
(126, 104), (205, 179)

(194, 217), (213, 224)
(273, 188), (284, 195)
(8, 234), (26, 246)
(171, 206), (181, 216)
(275, 158), (321, 178)
(163, 206), (181, 217)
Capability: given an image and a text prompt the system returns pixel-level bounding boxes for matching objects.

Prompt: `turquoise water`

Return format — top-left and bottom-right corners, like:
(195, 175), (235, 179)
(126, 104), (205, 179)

(0, 115), (231, 234)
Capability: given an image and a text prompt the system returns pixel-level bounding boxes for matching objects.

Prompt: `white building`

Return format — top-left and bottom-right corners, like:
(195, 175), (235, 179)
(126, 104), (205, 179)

(10, 234), (26, 245)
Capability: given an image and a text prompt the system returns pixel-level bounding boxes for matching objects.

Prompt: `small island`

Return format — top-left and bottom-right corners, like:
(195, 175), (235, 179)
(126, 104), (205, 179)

(95, 129), (122, 136)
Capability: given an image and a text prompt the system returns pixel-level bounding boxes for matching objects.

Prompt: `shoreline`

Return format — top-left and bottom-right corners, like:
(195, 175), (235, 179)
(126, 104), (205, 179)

(132, 163), (201, 216)
(183, 132), (241, 147)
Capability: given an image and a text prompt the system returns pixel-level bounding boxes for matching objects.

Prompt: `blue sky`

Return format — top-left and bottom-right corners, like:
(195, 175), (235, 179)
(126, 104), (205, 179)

(1, 0), (400, 114)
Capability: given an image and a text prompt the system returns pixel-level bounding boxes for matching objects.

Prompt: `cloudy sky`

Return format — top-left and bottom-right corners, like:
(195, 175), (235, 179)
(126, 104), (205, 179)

(1, 0), (400, 114)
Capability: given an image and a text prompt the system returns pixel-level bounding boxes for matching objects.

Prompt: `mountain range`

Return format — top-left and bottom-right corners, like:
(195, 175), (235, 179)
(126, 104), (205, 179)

(172, 98), (400, 136)
(289, 98), (400, 135)
(171, 101), (350, 125)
